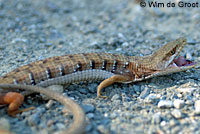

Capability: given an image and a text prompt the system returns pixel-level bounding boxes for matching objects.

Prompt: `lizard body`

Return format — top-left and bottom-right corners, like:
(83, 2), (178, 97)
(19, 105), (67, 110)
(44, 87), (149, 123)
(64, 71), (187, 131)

(0, 38), (197, 134)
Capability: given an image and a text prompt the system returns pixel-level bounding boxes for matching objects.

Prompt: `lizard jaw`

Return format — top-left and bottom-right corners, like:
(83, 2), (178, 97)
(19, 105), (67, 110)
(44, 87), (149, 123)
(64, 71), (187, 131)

(143, 56), (197, 81)
(169, 56), (196, 68)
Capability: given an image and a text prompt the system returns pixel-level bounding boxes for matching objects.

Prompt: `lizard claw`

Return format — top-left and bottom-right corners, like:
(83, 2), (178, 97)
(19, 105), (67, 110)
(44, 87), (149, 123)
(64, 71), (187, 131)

(8, 106), (35, 117)
(97, 95), (108, 99)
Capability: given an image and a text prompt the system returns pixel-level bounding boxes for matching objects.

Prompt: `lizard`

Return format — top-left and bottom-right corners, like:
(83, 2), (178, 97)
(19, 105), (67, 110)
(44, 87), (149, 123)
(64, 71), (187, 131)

(0, 37), (198, 134)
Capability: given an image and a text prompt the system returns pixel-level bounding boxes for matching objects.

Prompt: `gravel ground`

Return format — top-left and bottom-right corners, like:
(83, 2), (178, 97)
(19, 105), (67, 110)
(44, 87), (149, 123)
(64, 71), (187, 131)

(0, 0), (200, 134)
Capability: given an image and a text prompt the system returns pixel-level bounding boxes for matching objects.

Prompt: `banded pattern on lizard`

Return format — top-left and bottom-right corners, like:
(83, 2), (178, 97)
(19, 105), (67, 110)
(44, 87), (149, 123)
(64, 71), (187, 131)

(0, 38), (198, 134)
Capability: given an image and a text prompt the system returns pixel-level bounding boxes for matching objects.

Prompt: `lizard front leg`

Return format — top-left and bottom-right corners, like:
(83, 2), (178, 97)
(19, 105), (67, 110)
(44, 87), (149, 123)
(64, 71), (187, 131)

(97, 75), (133, 98)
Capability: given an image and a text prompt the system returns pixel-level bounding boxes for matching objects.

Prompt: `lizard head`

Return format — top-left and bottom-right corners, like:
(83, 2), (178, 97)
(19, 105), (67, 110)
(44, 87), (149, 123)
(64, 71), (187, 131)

(129, 38), (197, 82)
(146, 37), (197, 78)
(151, 37), (195, 70)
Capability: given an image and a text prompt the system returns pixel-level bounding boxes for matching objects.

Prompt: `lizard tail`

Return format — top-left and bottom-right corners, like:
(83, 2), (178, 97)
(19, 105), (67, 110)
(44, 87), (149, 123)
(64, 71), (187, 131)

(0, 84), (86, 134)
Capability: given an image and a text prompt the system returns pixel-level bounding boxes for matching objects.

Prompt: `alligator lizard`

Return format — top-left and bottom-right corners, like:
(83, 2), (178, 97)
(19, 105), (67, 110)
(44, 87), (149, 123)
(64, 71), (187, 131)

(0, 38), (198, 134)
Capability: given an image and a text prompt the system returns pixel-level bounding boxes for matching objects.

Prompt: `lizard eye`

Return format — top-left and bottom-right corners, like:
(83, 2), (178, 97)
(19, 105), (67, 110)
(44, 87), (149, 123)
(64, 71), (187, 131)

(170, 50), (175, 55)
(170, 47), (176, 55)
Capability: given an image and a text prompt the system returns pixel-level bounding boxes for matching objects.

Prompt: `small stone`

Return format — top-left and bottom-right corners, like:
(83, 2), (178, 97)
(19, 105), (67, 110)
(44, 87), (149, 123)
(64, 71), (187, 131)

(56, 123), (65, 130)
(195, 100), (200, 114)
(110, 113), (117, 119)
(173, 99), (184, 109)
(45, 100), (54, 108)
(186, 53), (193, 60)
(88, 83), (97, 93)
(79, 88), (88, 94)
(139, 87), (150, 99)
(121, 93), (130, 102)
(87, 113), (95, 119)
(28, 113), (40, 126)
(122, 42), (129, 47)
(133, 85), (141, 93)
(160, 121), (167, 127)
(152, 112), (162, 124)
(177, 93), (183, 98)
(0, 118), (10, 133)
(169, 119), (179, 127)
(38, 129), (48, 134)
(47, 120), (54, 127)
(158, 100), (173, 108)
(117, 33), (124, 39)
(104, 113), (108, 117)
(85, 124), (93, 132)
(11, 38), (27, 44)
(177, 88), (196, 94)
(185, 100), (194, 105)
(97, 125), (109, 134)
(144, 94), (161, 103)
(186, 37), (196, 44)
(171, 109), (184, 119)
(82, 104), (95, 113)
(116, 48), (122, 51)
(111, 94), (120, 101)
(90, 41), (98, 46)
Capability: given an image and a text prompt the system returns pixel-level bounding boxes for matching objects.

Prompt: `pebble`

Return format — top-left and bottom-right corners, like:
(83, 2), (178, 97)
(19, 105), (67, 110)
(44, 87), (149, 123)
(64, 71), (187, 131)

(151, 112), (162, 124)
(0, 118), (10, 132)
(47, 120), (54, 127)
(185, 100), (194, 106)
(79, 88), (88, 94)
(110, 113), (117, 119)
(85, 124), (93, 132)
(112, 100), (121, 106)
(160, 121), (167, 127)
(139, 87), (150, 99)
(45, 100), (54, 108)
(195, 100), (200, 114)
(144, 93), (161, 104)
(173, 99), (184, 109)
(27, 113), (40, 126)
(88, 83), (98, 93)
(122, 42), (129, 47)
(186, 37), (196, 44)
(97, 125), (109, 134)
(177, 87), (196, 94)
(177, 93), (183, 98)
(87, 113), (95, 119)
(117, 33), (125, 39)
(82, 104), (95, 113)
(171, 109), (184, 119)
(133, 85), (141, 93)
(111, 94), (120, 101)
(186, 53), (193, 60)
(56, 123), (66, 130)
(158, 100), (173, 108)
(121, 93), (131, 102)
(169, 119), (179, 127)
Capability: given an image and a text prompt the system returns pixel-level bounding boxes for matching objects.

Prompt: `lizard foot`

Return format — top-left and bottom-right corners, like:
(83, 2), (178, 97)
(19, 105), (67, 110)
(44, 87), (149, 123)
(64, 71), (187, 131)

(8, 106), (35, 117)
(97, 75), (132, 98)
(0, 92), (34, 117)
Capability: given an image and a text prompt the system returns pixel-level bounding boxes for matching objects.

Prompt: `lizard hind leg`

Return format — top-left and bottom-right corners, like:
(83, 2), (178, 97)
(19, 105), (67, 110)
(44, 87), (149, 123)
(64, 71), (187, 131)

(0, 92), (34, 117)
(97, 75), (132, 98)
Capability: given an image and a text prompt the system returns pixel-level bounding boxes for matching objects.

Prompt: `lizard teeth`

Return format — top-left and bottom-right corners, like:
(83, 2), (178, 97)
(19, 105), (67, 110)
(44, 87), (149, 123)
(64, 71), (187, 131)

(169, 62), (178, 67)
(172, 62), (178, 67)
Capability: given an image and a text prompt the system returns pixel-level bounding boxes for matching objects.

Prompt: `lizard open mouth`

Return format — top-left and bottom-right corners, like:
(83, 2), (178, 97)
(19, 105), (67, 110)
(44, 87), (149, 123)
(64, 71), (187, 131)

(170, 56), (196, 67)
